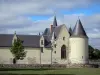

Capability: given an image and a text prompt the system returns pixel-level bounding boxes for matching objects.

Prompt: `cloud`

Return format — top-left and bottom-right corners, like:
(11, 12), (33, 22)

(3, 13), (100, 37)
(0, 0), (97, 17)
(0, 13), (100, 37)
(0, 0), (99, 30)
(88, 33), (100, 39)
(93, 28), (99, 32)
(0, 16), (33, 29)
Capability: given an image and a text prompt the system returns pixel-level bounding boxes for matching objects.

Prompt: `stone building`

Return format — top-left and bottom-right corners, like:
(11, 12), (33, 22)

(0, 16), (89, 65)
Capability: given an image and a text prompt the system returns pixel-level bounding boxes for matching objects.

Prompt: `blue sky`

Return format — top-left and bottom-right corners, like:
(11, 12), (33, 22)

(29, 3), (100, 20)
(0, 0), (100, 49)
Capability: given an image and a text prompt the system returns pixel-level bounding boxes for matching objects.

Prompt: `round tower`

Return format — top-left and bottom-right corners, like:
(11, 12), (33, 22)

(69, 19), (89, 64)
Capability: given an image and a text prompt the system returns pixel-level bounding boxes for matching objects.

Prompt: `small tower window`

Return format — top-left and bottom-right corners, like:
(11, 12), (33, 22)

(82, 56), (83, 59)
(63, 37), (65, 40)
(41, 40), (43, 45)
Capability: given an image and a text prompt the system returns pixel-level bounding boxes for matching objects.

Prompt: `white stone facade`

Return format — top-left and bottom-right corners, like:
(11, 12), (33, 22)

(69, 38), (89, 64)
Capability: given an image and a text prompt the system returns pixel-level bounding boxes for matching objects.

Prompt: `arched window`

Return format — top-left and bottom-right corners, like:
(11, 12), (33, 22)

(61, 45), (66, 59)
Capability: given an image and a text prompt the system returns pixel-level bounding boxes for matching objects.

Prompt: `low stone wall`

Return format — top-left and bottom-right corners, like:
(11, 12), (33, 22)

(0, 63), (99, 69)
(0, 64), (67, 69)
(67, 64), (99, 68)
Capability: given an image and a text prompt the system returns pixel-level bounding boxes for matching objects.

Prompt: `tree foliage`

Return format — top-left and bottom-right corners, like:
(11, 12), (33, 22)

(89, 45), (100, 60)
(10, 38), (27, 63)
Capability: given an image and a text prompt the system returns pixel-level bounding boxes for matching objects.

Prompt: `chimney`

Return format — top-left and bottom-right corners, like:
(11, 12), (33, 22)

(50, 25), (53, 32)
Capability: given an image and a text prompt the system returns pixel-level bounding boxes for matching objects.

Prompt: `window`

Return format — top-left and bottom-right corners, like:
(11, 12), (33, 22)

(41, 40), (43, 45)
(54, 51), (56, 54)
(82, 56), (83, 59)
(41, 47), (43, 53)
(54, 44), (56, 48)
(63, 37), (65, 40)
(61, 45), (66, 59)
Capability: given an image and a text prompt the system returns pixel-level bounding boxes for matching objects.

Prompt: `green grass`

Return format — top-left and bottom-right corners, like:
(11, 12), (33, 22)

(0, 68), (100, 75)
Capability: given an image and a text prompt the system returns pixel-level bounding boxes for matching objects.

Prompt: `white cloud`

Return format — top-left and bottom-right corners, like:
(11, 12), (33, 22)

(88, 33), (100, 38)
(93, 28), (99, 32)
(0, 0), (96, 21)
(0, 0), (99, 31)
(0, 13), (100, 36)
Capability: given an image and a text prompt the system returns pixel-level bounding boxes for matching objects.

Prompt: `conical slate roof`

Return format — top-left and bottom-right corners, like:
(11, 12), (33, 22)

(53, 16), (57, 27)
(71, 19), (88, 38)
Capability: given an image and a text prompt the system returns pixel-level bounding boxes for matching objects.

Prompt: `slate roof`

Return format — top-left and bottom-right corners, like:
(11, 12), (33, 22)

(42, 25), (64, 47)
(54, 25), (63, 38)
(43, 28), (52, 48)
(18, 35), (41, 47)
(0, 34), (41, 48)
(0, 24), (67, 48)
(71, 19), (88, 38)
(0, 34), (13, 47)
(69, 27), (72, 36)
(43, 24), (63, 38)
(43, 28), (51, 35)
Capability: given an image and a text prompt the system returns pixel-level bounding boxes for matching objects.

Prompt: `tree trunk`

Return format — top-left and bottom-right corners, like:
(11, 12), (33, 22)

(13, 58), (17, 64)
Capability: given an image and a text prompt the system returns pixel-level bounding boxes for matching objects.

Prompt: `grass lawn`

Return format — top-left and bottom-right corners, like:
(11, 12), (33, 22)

(0, 68), (100, 75)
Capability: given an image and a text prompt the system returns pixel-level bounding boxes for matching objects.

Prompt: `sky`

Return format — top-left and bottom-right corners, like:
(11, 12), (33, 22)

(0, 0), (100, 49)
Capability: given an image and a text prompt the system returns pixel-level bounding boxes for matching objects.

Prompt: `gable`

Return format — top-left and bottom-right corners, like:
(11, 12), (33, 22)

(55, 25), (70, 40)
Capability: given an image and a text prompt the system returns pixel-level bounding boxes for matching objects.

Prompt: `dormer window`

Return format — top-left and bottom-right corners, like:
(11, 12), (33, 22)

(63, 37), (65, 40)
(41, 40), (43, 45)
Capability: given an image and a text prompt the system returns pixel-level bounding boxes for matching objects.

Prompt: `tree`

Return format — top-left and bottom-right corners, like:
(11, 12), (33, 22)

(10, 38), (27, 64)
(89, 45), (100, 60)
(89, 45), (94, 59)
(93, 49), (100, 59)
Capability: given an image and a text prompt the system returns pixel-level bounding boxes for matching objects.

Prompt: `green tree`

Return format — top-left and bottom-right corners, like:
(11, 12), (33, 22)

(93, 49), (100, 59)
(89, 45), (94, 59)
(10, 38), (27, 64)
(89, 45), (100, 60)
